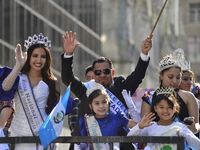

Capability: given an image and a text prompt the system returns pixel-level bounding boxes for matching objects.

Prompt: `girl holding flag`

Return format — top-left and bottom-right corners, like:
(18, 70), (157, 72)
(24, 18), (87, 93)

(2, 33), (60, 150)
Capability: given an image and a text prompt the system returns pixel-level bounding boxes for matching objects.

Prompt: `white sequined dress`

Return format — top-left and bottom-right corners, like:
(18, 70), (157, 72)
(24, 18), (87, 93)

(10, 80), (57, 150)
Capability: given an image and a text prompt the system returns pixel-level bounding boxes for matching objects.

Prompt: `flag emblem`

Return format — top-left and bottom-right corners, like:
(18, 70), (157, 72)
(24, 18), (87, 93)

(54, 111), (64, 124)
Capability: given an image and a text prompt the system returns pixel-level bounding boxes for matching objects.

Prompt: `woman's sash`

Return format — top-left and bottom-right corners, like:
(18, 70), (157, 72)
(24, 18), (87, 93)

(17, 74), (44, 136)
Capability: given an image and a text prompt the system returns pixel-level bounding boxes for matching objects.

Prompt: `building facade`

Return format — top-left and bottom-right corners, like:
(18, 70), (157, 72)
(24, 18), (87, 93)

(180, 0), (200, 82)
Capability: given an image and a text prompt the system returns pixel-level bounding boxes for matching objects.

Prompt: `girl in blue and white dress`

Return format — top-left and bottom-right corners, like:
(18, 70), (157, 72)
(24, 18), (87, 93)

(78, 82), (137, 150)
(128, 87), (200, 150)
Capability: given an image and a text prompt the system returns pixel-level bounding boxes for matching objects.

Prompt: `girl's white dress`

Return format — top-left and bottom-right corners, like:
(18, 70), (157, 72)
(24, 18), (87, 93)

(128, 122), (200, 150)
(10, 80), (58, 150)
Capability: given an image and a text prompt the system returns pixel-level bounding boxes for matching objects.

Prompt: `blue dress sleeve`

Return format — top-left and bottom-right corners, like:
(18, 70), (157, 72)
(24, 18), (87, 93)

(116, 112), (129, 129)
(0, 67), (19, 101)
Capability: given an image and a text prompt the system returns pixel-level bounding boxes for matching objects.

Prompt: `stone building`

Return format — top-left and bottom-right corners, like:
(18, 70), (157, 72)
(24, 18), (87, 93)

(180, 0), (200, 82)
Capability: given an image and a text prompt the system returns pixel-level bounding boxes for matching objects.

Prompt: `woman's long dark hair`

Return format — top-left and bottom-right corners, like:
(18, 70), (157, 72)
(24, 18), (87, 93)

(21, 44), (60, 114)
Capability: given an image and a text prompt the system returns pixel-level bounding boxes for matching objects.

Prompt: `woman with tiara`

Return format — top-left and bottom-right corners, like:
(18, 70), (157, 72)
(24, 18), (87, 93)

(141, 48), (200, 134)
(2, 33), (60, 150)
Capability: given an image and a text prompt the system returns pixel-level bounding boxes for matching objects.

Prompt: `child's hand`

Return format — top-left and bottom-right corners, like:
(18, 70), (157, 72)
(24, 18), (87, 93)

(138, 112), (155, 129)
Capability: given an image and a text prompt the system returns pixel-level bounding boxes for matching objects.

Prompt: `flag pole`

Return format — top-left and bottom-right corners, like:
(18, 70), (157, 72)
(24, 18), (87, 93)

(149, 0), (168, 38)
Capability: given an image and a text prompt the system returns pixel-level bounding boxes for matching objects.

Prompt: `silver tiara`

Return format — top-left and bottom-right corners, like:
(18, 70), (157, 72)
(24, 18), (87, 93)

(24, 33), (51, 50)
(86, 81), (105, 97)
(182, 60), (191, 71)
(156, 87), (174, 96)
(172, 48), (190, 71)
(159, 48), (189, 72)
(159, 54), (180, 72)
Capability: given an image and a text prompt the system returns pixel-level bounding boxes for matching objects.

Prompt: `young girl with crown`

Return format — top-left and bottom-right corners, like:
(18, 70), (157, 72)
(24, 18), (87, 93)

(128, 87), (200, 150)
(78, 81), (137, 150)
(2, 34), (60, 150)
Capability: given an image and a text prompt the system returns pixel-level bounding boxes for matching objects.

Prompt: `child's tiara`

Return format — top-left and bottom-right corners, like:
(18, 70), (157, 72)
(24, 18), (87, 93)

(24, 33), (51, 51)
(155, 87), (174, 96)
(86, 81), (105, 97)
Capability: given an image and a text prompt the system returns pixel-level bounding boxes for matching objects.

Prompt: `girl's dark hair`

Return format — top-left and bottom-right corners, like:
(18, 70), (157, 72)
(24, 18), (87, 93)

(21, 44), (60, 114)
(151, 92), (180, 121)
(86, 89), (110, 115)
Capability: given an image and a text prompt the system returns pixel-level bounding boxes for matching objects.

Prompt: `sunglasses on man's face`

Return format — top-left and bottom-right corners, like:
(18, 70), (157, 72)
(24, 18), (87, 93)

(94, 68), (112, 76)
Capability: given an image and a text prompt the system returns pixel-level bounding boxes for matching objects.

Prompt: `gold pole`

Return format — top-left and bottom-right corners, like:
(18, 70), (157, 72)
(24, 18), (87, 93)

(149, 0), (169, 38)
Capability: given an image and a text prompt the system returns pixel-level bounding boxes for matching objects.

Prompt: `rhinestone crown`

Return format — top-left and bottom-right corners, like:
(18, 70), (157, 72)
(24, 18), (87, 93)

(24, 33), (51, 50)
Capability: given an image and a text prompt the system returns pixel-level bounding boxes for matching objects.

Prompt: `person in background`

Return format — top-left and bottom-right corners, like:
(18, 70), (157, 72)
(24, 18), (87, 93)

(2, 33), (60, 150)
(61, 31), (153, 150)
(128, 87), (200, 150)
(179, 69), (195, 91)
(176, 48), (195, 92)
(0, 67), (19, 149)
(192, 83), (200, 131)
(85, 65), (93, 82)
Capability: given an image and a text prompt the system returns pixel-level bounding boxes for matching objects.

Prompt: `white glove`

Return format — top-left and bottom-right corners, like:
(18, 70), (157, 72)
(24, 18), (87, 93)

(122, 90), (141, 122)
(2, 45), (27, 91)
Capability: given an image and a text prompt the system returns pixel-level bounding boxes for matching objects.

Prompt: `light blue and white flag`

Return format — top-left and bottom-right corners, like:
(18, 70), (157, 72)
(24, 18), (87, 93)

(38, 85), (71, 148)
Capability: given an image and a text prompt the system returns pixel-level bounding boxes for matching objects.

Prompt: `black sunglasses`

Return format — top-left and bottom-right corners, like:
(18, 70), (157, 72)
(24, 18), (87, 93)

(94, 68), (112, 76)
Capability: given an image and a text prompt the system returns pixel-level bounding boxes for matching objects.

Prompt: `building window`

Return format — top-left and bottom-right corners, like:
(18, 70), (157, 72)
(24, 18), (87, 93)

(189, 3), (200, 23)
(187, 36), (200, 62)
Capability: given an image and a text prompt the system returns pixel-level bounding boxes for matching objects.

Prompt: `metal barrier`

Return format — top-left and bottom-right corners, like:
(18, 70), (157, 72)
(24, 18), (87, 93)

(0, 136), (185, 150)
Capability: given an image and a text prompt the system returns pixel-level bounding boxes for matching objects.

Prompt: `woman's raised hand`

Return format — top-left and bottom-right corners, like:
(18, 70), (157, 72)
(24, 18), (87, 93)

(15, 44), (27, 68)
